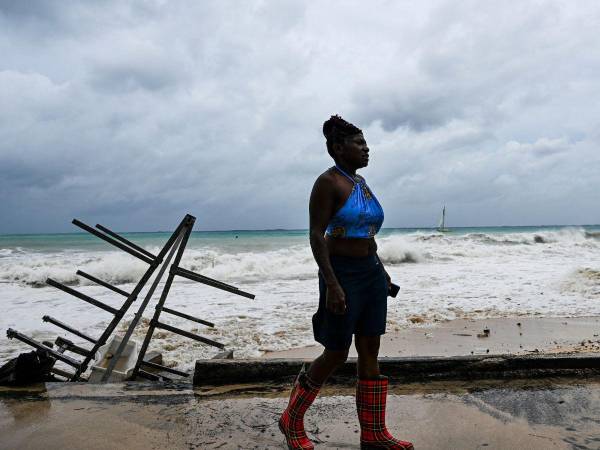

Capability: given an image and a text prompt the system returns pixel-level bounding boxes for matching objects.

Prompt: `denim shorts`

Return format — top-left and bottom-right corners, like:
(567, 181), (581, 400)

(312, 254), (388, 351)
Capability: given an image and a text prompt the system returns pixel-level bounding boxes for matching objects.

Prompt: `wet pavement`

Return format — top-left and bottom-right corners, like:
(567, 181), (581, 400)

(1, 377), (600, 449)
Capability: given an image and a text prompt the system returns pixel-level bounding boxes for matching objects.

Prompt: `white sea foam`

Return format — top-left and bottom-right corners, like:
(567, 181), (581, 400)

(0, 251), (148, 287)
(1, 227), (599, 371)
(561, 268), (600, 298)
(0, 249), (14, 258)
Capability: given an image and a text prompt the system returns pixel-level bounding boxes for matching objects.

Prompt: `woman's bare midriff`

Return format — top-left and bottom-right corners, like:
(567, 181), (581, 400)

(325, 235), (374, 258)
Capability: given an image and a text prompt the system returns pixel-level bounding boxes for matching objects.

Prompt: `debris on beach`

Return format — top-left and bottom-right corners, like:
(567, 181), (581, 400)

(0, 348), (56, 386)
(545, 338), (600, 355)
(5, 214), (255, 384)
(408, 316), (426, 324)
(477, 327), (491, 338)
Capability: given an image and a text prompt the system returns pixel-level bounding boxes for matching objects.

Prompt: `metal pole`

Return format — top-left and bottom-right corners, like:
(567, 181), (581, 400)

(95, 224), (157, 260)
(161, 307), (214, 328)
(172, 267), (255, 299)
(42, 315), (98, 343)
(46, 279), (119, 315)
(76, 270), (131, 297)
(72, 220), (155, 265)
(100, 229), (185, 382)
(131, 216), (195, 379)
(71, 215), (191, 380)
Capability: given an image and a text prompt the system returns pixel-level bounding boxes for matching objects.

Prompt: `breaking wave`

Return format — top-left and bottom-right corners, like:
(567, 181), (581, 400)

(561, 267), (600, 298)
(376, 236), (426, 263)
(0, 238), (430, 287)
(0, 227), (597, 287)
(410, 227), (597, 247)
(460, 228), (592, 246)
(405, 227), (600, 245)
(0, 251), (148, 287)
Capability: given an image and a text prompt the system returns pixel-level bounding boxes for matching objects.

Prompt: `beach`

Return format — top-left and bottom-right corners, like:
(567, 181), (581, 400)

(2, 378), (600, 449)
(1, 226), (600, 374)
(263, 316), (600, 359)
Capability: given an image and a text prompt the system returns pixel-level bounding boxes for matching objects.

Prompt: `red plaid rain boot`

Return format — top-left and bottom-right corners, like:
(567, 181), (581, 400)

(356, 376), (414, 450)
(278, 364), (322, 449)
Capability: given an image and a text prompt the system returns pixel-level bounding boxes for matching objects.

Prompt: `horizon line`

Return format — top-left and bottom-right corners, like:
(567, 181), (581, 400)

(1, 223), (599, 237)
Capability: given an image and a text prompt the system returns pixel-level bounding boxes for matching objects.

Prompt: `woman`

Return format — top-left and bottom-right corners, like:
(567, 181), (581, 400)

(278, 116), (414, 450)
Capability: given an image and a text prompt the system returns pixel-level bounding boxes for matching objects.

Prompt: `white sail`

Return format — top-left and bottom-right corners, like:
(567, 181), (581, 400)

(437, 205), (449, 232)
(438, 206), (445, 229)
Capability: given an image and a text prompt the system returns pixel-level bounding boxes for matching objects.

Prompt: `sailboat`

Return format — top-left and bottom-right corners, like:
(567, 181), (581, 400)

(437, 205), (450, 232)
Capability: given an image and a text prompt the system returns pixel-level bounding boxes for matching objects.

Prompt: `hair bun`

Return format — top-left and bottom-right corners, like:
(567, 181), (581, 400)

(322, 115), (362, 141)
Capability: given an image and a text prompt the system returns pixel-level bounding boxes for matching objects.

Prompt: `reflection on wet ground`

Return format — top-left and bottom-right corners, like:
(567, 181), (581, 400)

(1, 377), (600, 449)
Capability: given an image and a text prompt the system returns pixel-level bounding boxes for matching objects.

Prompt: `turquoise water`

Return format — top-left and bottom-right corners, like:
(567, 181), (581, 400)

(1, 225), (599, 253)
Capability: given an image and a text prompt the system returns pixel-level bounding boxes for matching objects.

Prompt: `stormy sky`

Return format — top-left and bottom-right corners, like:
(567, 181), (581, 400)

(1, 1), (599, 233)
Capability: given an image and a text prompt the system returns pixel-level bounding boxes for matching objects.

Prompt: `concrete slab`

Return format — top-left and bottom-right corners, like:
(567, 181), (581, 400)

(1, 378), (600, 449)
(195, 353), (600, 386)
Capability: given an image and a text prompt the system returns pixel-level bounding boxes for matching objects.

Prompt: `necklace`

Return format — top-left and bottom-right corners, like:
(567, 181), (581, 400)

(334, 165), (361, 184)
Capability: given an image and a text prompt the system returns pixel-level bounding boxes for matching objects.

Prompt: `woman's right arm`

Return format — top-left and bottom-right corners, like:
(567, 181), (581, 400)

(309, 175), (346, 314)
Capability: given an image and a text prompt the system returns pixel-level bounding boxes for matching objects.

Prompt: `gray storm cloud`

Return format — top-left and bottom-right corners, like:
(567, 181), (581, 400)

(0, 0), (599, 233)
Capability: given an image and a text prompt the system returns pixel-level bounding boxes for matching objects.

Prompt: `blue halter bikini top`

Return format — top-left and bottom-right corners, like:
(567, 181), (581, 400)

(325, 165), (384, 239)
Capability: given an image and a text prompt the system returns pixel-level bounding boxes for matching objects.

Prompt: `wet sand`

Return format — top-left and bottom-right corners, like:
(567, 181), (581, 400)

(262, 316), (600, 359)
(2, 378), (600, 449)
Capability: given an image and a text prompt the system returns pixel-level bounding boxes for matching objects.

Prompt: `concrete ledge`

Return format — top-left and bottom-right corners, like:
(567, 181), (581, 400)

(194, 353), (600, 386)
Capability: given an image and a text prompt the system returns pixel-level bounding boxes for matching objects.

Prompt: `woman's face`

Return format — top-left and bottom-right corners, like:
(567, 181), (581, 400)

(338, 133), (369, 169)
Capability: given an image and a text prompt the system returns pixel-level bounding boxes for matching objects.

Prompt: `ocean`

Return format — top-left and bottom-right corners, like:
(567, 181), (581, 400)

(1, 225), (599, 371)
